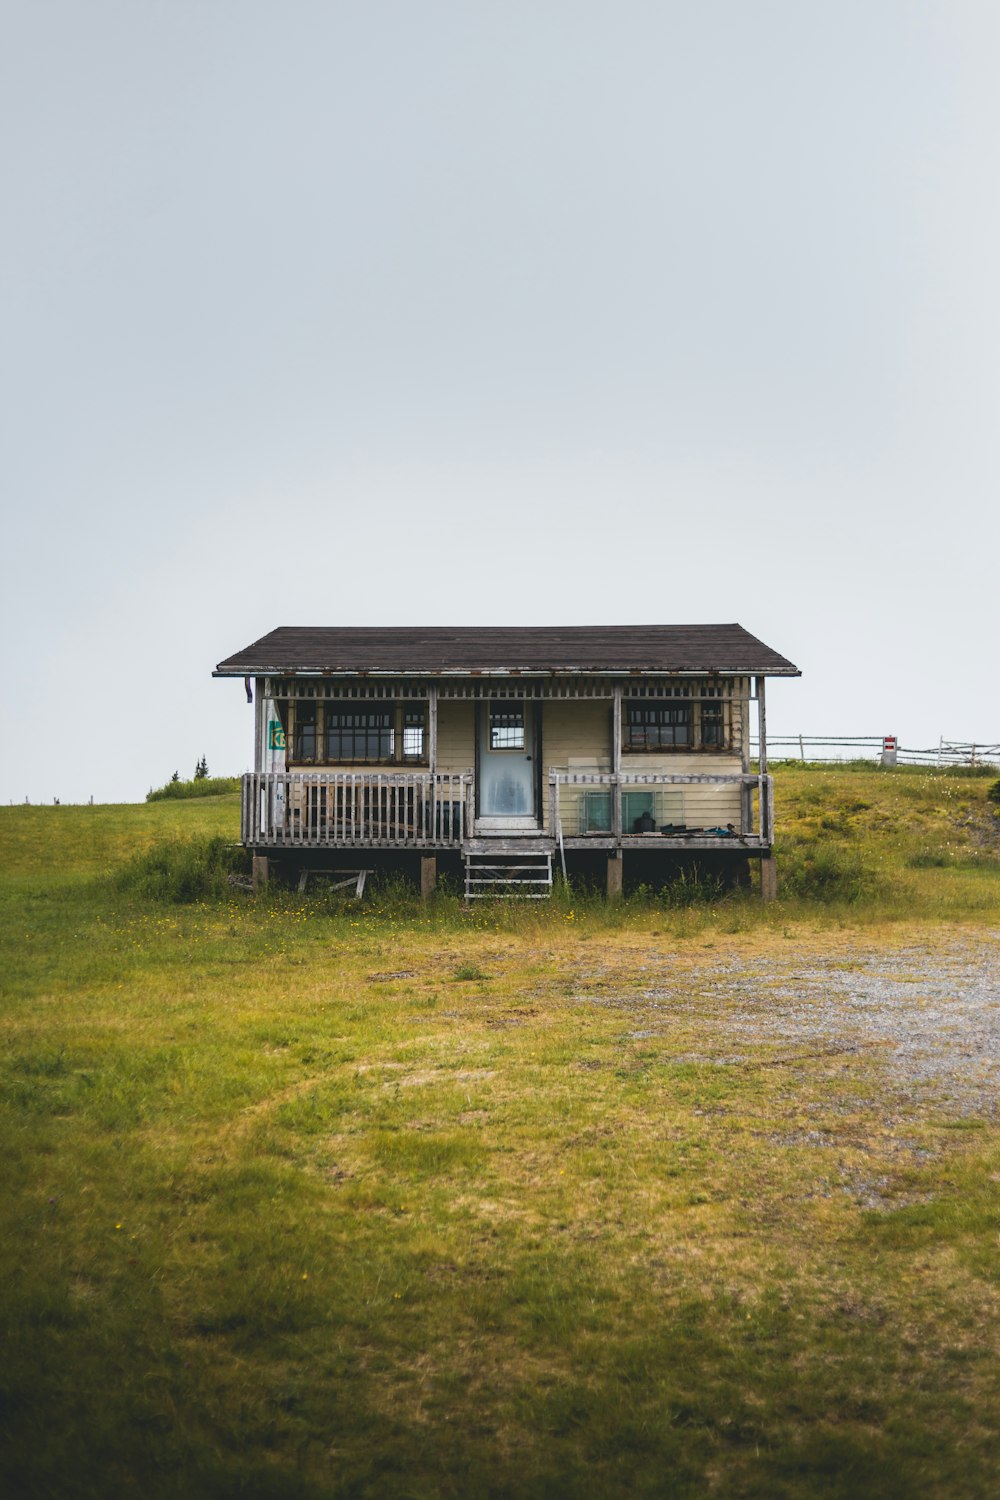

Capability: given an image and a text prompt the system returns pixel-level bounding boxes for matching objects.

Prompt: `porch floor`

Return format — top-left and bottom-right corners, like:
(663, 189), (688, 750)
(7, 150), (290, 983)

(248, 834), (771, 856)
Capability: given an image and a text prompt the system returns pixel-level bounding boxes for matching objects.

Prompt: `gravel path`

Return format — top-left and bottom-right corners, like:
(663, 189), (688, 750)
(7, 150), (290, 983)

(713, 936), (1000, 1113)
(580, 930), (1000, 1115)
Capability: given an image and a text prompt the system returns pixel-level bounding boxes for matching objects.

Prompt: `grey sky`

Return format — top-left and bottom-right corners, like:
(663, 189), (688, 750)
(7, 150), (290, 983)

(2, 1), (997, 804)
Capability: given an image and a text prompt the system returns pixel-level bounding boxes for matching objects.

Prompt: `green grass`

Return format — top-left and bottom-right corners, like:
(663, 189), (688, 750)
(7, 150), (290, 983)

(1, 773), (999, 1497)
(771, 761), (1000, 918)
(147, 775), (242, 802)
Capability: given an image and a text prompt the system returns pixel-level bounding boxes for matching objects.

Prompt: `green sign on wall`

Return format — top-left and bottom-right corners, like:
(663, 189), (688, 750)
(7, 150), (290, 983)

(268, 721), (286, 751)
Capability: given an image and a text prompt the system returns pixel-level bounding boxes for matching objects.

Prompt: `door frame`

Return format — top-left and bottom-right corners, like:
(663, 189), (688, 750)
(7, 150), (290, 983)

(474, 699), (542, 828)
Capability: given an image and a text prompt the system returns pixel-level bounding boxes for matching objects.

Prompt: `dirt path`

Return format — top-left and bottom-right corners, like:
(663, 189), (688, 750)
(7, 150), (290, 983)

(571, 927), (1000, 1115)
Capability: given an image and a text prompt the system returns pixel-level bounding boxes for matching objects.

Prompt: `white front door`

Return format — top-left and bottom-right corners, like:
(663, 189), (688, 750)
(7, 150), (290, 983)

(477, 701), (538, 828)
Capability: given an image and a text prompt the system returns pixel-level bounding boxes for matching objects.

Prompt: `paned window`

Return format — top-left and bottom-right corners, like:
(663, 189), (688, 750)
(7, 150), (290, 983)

(626, 702), (692, 749)
(293, 702), (317, 760)
(402, 707), (426, 760)
(284, 699), (429, 766)
(489, 703), (525, 750)
(625, 699), (728, 751)
(326, 707), (394, 763)
(701, 702), (725, 747)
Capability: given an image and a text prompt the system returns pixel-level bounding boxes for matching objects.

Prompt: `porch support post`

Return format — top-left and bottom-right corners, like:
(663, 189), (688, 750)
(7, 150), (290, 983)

(612, 684), (623, 845)
(756, 675), (768, 842)
(607, 852), (623, 902)
(420, 855), (437, 901)
(756, 677), (768, 773)
(252, 854), (269, 891)
(760, 855), (778, 902)
(428, 686), (438, 777)
(254, 678), (265, 774)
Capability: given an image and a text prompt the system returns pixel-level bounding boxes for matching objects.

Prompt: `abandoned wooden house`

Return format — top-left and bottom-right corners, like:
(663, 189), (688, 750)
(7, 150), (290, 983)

(214, 625), (799, 898)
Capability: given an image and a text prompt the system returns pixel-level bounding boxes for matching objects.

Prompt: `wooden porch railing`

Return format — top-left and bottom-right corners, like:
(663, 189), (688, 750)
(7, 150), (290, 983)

(242, 772), (473, 848)
(548, 771), (774, 844)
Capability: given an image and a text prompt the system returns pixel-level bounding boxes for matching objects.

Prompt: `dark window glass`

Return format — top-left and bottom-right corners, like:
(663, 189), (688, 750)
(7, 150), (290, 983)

(294, 701), (317, 760)
(490, 702), (525, 750)
(626, 701), (692, 749)
(402, 707), (426, 760)
(325, 707), (394, 763)
(701, 703), (725, 747)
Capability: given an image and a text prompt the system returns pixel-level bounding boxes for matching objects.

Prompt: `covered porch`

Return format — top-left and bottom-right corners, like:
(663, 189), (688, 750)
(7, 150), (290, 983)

(240, 766), (773, 852)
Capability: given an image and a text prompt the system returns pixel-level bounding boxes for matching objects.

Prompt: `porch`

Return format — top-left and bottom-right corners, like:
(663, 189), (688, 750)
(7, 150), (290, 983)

(550, 770), (773, 851)
(240, 768), (774, 853)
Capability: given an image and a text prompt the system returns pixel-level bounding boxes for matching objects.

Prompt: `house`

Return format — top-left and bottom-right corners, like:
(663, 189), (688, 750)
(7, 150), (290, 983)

(214, 625), (799, 898)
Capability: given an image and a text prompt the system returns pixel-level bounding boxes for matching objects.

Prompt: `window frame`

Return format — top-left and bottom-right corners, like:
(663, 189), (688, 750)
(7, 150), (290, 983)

(324, 704), (396, 765)
(488, 701), (526, 752)
(624, 698), (729, 753)
(283, 699), (429, 768)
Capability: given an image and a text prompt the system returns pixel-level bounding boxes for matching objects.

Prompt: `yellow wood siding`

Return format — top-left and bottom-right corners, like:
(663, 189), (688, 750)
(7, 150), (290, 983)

(436, 700), (475, 773)
(620, 750), (743, 828)
(541, 700), (607, 832)
(543, 699), (612, 769)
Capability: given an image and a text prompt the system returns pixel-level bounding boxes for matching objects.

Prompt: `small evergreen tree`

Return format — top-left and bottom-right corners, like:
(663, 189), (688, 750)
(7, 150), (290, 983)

(194, 756), (208, 780)
(170, 770), (180, 783)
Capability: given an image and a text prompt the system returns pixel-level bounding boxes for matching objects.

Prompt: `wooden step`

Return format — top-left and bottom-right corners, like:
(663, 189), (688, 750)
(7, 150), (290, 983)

(464, 851), (553, 900)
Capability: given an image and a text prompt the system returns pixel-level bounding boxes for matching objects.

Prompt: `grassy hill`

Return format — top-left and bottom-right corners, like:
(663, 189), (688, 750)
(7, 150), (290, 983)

(3, 762), (998, 916)
(0, 793), (241, 879)
(1, 769), (999, 1497)
(772, 761), (1000, 915)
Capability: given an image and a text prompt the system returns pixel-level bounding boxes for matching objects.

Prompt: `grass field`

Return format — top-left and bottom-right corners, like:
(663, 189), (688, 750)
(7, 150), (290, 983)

(2, 767), (999, 1497)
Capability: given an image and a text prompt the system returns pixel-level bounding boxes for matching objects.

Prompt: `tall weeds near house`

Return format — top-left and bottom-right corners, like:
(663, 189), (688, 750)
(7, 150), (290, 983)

(113, 835), (246, 903)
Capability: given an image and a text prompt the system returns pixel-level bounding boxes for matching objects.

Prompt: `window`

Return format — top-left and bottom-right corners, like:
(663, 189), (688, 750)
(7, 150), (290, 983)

(489, 702), (525, 750)
(326, 707), (394, 763)
(402, 707), (426, 761)
(701, 702), (724, 747)
(625, 698), (729, 751)
(293, 701), (317, 760)
(285, 699), (428, 766)
(626, 701), (692, 749)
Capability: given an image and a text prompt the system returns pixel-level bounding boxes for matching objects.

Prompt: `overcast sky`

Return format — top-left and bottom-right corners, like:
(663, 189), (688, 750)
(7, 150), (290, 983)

(3, 1), (998, 804)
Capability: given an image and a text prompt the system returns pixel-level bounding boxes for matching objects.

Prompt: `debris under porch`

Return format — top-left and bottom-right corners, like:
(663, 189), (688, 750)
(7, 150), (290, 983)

(250, 838), (774, 901)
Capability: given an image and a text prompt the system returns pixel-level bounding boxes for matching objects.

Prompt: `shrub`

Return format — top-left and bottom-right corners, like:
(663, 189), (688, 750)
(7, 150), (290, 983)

(147, 776), (240, 802)
(113, 836), (247, 903)
(987, 780), (1000, 805)
(780, 845), (884, 903)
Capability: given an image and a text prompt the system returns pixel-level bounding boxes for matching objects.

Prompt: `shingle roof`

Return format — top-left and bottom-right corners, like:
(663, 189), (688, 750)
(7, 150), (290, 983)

(215, 625), (799, 677)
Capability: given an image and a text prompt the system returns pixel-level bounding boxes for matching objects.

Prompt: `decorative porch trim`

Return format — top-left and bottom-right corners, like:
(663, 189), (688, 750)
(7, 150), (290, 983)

(265, 675), (746, 703)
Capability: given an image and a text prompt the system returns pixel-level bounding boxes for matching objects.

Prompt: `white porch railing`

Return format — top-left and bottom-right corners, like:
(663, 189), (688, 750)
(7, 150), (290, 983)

(241, 769), (774, 850)
(548, 771), (774, 844)
(242, 772), (473, 848)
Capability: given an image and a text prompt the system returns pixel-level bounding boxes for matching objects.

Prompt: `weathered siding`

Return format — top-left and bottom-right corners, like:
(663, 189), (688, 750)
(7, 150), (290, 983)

(543, 699), (612, 768)
(436, 700), (475, 774)
(732, 678), (749, 765)
(543, 698), (744, 833)
(541, 699), (611, 833)
(620, 751), (743, 829)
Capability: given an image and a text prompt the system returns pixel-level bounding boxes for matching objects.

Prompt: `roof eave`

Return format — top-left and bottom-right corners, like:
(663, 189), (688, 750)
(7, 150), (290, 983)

(214, 665), (801, 679)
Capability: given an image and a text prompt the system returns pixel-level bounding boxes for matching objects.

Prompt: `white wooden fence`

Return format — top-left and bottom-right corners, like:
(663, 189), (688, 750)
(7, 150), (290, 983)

(751, 736), (1000, 767)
